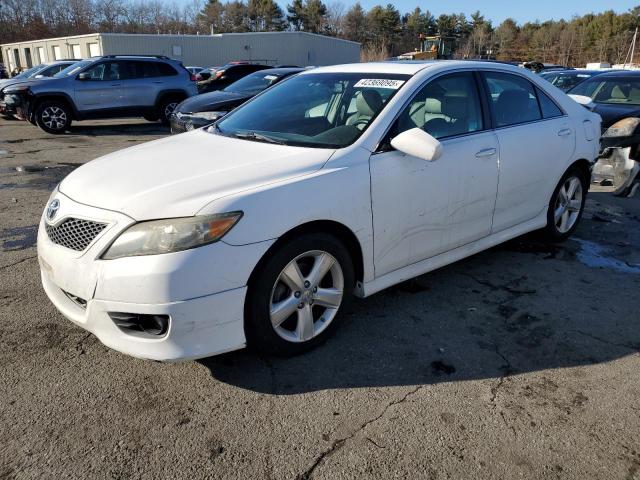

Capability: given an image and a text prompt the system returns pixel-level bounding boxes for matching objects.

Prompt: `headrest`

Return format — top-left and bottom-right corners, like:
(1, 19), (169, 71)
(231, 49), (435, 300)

(424, 98), (442, 114)
(356, 90), (383, 117)
(611, 85), (627, 99)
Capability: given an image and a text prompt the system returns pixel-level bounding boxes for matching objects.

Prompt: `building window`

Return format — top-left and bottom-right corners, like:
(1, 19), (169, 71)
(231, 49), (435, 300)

(87, 42), (100, 57)
(71, 44), (82, 59)
(37, 46), (47, 63)
(52, 45), (61, 60)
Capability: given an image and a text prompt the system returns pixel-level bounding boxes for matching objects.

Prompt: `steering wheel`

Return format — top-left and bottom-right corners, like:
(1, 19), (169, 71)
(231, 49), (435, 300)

(351, 118), (370, 130)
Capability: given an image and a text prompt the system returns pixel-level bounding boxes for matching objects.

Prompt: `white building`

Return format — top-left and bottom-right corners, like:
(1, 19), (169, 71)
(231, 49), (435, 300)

(1, 32), (361, 70)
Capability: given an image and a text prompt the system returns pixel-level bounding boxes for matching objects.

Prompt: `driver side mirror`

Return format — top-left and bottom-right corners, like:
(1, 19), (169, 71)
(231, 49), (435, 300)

(390, 128), (443, 162)
(77, 72), (91, 81)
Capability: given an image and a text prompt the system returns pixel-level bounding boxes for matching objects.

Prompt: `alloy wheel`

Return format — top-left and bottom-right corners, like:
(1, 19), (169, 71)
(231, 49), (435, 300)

(554, 176), (583, 233)
(269, 250), (344, 343)
(164, 102), (178, 119)
(41, 106), (67, 131)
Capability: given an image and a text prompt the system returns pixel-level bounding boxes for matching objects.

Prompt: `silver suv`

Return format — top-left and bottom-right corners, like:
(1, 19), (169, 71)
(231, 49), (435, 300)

(3, 55), (198, 133)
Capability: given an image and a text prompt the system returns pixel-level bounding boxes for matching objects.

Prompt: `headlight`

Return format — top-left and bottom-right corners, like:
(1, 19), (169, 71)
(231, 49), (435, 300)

(102, 212), (242, 260)
(194, 111), (227, 121)
(603, 117), (640, 138)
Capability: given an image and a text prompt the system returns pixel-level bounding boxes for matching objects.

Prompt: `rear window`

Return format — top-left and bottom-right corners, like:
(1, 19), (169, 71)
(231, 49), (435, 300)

(484, 72), (542, 127)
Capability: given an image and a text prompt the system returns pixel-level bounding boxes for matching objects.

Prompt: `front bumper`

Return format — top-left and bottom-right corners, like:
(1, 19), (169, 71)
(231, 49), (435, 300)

(37, 190), (274, 361)
(2, 91), (29, 119)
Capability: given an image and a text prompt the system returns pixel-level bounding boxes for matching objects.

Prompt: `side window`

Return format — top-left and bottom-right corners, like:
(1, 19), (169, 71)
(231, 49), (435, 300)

(128, 61), (159, 79)
(82, 62), (106, 80)
(82, 61), (127, 81)
(536, 87), (564, 118)
(156, 62), (177, 76)
(391, 72), (484, 141)
(484, 72), (541, 127)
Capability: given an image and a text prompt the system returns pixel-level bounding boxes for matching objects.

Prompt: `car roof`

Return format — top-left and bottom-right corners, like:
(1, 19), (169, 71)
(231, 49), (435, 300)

(258, 67), (304, 75)
(591, 70), (640, 78)
(304, 60), (526, 76)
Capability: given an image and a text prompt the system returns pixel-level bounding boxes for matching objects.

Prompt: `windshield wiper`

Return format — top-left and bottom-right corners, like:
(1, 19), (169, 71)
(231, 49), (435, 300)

(233, 131), (286, 145)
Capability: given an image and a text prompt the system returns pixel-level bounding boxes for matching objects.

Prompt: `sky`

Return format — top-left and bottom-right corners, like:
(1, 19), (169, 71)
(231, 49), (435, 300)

(277, 0), (636, 25)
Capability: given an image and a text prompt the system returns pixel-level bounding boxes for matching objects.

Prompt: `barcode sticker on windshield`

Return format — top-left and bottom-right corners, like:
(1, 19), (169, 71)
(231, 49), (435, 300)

(354, 79), (405, 89)
(264, 75), (278, 80)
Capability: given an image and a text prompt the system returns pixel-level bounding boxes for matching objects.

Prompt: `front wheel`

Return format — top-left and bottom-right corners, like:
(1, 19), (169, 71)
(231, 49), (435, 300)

(35, 101), (72, 134)
(245, 234), (354, 356)
(541, 167), (588, 241)
(158, 98), (180, 125)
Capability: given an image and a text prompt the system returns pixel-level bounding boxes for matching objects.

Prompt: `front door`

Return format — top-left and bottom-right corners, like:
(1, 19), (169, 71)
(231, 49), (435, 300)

(74, 61), (126, 112)
(370, 71), (499, 276)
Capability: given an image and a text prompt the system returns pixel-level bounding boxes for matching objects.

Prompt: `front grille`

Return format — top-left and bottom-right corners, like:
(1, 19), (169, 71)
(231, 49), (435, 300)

(46, 218), (107, 251)
(170, 115), (192, 134)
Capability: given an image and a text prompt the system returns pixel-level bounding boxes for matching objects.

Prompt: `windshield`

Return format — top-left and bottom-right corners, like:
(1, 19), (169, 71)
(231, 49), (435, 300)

(15, 65), (44, 79)
(570, 77), (640, 105)
(541, 72), (594, 92)
(224, 71), (289, 95)
(54, 60), (91, 78)
(215, 72), (409, 148)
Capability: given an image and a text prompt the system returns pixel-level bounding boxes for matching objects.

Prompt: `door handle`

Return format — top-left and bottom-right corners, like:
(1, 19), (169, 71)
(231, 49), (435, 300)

(153, 81), (164, 84)
(475, 148), (496, 158)
(557, 128), (572, 137)
(111, 83), (122, 86)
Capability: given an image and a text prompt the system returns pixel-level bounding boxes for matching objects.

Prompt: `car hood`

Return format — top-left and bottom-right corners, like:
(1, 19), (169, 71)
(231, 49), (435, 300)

(59, 129), (335, 220)
(594, 103), (640, 130)
(2, 77), (56, 92)
(176, 91), (251, 113)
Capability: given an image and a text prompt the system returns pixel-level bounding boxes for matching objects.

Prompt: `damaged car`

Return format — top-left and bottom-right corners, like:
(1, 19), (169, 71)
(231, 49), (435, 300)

(569, 71), (640, 196)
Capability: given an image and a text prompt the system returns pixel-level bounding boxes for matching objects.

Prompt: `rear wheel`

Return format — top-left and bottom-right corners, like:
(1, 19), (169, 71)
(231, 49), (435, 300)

(35, 101), (72, 134)
(541, 167), (588, 241)
(245, 234), (354, 356)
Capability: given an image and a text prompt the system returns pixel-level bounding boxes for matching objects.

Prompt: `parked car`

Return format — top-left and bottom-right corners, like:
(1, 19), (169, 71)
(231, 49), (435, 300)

(0, 63), (9, 79)
(569, 70), (640, 195)
(196, 62), (271, 93)
(185, 67), (204, 82)
(0, 60), (80, 117)
(171, 67), (304, 133)
(196, 66), (220, 81)
(37, 61), (600, 361)
(2, 55), (197, 133)
(540, 69), (616, 92)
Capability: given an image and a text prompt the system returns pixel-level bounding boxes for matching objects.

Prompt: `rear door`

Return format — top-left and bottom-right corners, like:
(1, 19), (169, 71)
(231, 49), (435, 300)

(481, 71), (575, 232)
(74, 61), (127, 112)
(124, 61), (182, 107)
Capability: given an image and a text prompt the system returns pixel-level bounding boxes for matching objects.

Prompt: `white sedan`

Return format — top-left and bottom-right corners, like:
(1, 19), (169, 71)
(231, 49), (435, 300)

(37, 61), (601, 361)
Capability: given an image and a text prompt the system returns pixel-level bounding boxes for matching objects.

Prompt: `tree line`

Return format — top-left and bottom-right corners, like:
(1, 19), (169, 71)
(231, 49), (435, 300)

(1, 0), (639, 66)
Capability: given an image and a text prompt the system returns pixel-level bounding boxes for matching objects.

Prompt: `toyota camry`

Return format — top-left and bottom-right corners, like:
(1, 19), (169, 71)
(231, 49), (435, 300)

(37, 61), (601, 361)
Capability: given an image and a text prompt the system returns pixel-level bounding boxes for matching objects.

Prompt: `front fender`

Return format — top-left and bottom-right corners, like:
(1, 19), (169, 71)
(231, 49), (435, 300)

(197, 147), (375, 282)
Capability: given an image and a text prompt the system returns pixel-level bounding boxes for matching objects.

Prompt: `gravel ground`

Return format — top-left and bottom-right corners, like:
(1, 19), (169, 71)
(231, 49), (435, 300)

(1, 118), (639, 480)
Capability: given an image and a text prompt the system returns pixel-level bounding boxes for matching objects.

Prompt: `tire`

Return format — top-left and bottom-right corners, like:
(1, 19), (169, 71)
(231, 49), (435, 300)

(245, 233), (355, 356)
(35, 100), (72, 134)
(158, 97), (181, 125)
(541, 166), (589, 242)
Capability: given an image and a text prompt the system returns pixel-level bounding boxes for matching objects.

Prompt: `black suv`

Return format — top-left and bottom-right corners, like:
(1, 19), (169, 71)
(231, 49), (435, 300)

(2, 55), (198, 133)
(196, 62), (272, 93)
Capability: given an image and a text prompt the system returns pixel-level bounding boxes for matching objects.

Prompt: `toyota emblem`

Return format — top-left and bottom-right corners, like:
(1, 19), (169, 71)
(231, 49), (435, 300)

(46, 199), (60, 221)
